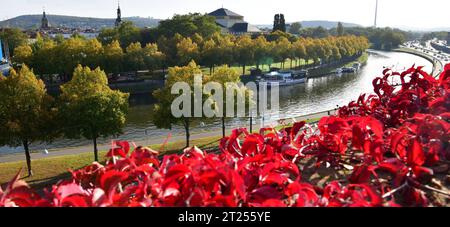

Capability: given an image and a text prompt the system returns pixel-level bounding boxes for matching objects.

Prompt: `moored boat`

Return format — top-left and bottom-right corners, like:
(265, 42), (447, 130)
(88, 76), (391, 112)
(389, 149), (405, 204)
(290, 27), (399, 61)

(258, 70), (307, 87)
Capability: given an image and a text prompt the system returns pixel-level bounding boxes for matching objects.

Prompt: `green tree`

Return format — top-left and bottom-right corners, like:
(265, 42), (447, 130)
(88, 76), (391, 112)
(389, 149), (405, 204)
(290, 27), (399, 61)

(157, 13), (220, 39)
(157, 34), (184, 67)
(311, 26), (329, 38)
(0, 65), (56, 176)
(59, 65), (129, 161)
(289, 22), (302, 35)
(98, 21), (142, 49)
(337, 22), (345, 36)
(30, 35), (57, 76)
(0, 28), (29, 56)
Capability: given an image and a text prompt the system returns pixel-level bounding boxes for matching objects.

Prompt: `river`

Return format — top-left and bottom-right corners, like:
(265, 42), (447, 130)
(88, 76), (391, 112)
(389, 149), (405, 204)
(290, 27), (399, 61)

(0, 50), (433, 155)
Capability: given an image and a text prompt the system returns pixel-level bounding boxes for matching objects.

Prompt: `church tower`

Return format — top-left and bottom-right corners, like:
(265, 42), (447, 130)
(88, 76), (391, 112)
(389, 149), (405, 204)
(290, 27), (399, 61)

(41, 9), (50, 30)
(115, 2), (122, 27)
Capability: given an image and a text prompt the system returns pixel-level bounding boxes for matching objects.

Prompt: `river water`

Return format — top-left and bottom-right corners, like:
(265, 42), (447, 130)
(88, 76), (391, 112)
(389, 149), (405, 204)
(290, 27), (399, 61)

(0, 50), (433, 155)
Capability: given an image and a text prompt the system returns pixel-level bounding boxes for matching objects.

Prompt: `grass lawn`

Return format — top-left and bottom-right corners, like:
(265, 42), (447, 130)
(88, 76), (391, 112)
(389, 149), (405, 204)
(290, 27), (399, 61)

(0, 106), (324, 191)
(0, 135), (222, 190)
(344, 52), (369, 67)
(0, 117), (325, 190)
(199, 59), (313, 75)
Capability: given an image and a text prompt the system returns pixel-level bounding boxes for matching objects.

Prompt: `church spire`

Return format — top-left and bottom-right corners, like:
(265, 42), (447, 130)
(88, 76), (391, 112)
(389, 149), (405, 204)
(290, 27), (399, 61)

(115, 1), (122, 27)
(41, 7), (49, 30)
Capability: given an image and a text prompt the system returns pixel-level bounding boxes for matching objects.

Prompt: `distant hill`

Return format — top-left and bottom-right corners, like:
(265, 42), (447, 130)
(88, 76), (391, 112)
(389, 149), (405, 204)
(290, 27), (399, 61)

(257, 20), (362, 30)
(0, 15), (161, 30)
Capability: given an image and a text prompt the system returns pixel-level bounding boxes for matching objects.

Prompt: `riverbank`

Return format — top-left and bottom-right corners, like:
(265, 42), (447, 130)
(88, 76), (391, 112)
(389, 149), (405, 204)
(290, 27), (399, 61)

(0, 111), (331, 190)
(0, 135), (222, 190)
(393, 47), (444, 77)
(306, 52), (369, 78)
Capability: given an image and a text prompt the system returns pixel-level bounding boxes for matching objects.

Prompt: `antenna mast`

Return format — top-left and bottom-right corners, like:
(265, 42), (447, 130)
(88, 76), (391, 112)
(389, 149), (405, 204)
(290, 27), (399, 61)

(374, 0), (378, 27)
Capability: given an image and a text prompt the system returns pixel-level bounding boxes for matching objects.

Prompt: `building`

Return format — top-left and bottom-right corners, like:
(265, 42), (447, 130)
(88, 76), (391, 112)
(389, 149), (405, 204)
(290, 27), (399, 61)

(41, 10), (50, 30)
(208, 8), (261, 35)
(115, 3), (122, 27)
(447, 32), (450, 45)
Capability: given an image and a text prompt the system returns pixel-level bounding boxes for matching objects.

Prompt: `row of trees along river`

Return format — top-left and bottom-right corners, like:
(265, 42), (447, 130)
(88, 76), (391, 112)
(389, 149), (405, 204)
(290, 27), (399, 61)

(0, 51), (432, 156)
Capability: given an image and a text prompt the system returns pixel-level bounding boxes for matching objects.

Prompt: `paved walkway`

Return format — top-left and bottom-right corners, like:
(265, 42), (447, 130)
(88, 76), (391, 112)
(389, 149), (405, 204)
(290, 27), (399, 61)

(395, 47), (445, 78)
(0, 109), (336, 163)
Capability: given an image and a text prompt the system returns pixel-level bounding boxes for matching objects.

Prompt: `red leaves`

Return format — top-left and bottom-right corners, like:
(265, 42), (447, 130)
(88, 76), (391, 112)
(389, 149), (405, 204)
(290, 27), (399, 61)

(322, 182), (382, 207)
(2, 64), (449, 207)
(0, 170), (49, 207)
(106, 141), (131, 159)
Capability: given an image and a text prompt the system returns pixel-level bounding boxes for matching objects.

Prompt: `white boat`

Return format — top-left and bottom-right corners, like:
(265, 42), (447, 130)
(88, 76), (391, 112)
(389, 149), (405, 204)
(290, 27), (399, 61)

(335, 68), (343, 74)
(352, 62), (362, 71)
(342, 67), (356, 73)
(259, 71), (307, 87)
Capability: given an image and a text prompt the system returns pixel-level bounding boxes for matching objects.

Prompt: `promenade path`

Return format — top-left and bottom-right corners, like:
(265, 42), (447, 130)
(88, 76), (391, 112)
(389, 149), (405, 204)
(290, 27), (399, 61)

(395, 45), (446, 78)
(0, 109), (337, 163)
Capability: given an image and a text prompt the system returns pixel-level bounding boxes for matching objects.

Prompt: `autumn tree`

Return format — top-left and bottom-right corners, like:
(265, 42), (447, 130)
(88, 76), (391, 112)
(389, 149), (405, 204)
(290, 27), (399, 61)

(29, 35), (57, 76)
(103, 40), (124, 74)
(124, 42), (146, 71)
(209, 66), (252, 137)
(54, 37), (86, 81)
(213, 34), (235, 67)
(274, 37), (292, 69)
(176, 37), (199, 66)
(0, 65), (56, 176)
(293, 39), (307, 67)
(153, 61), (207, 147)
(59, 65), (129, 161)
(234, 35), (255, 75)
(200, 38), (221, 74)
(253, 36), (270, 70)
(12, 45), (33, 66)
(142, 43), (165, 71)
(83, 39), (103, 70)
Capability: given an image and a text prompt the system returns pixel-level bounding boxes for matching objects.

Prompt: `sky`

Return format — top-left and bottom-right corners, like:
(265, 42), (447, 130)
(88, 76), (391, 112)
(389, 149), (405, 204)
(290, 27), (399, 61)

(0, 0), (449, 30)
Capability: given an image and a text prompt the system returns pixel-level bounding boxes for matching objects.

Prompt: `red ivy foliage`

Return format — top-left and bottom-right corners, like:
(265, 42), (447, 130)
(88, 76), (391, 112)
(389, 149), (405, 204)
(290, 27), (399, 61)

(1, 65), (449, 207)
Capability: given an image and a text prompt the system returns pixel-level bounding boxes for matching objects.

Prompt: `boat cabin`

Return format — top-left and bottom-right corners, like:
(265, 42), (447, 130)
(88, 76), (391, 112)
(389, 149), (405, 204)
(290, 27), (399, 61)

(264, 71), (293, 81)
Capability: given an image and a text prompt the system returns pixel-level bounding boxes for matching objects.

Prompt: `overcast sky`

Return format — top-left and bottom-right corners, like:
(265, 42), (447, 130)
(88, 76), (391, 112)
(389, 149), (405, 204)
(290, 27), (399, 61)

(0, 0), (449, 30)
